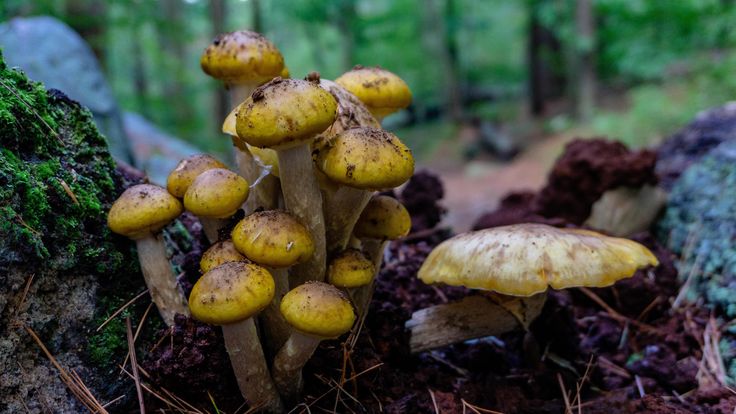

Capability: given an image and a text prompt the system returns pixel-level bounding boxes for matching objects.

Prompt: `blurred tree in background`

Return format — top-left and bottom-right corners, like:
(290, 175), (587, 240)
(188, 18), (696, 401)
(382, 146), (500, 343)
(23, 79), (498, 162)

(2, 0), (736, 156)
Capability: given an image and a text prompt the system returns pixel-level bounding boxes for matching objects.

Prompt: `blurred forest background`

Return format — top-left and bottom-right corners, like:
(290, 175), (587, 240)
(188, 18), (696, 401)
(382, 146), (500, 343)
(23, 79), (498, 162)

(2, 0), (735, 162)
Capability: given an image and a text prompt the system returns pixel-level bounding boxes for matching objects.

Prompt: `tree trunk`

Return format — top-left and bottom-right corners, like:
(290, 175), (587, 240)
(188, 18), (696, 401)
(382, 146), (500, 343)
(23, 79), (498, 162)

(422, 0), (463, 122)
(528, 0), (545, 116)
(574, 0), (596, 121)
(334, 0), (357, 71)
(209, 0), (229, 125)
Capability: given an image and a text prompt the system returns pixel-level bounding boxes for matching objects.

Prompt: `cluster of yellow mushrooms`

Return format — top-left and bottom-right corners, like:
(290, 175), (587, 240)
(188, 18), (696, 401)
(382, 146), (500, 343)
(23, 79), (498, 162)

(107, 30), (660, 412)
(107, 30), (413, 411)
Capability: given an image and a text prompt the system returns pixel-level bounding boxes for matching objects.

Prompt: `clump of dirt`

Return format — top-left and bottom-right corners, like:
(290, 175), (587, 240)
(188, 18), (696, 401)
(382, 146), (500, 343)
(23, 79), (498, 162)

(399, 170), (446, 232)
(474, 139), (657, 229)
(143, 315), (243, 409)
(473, 192), (567, 230)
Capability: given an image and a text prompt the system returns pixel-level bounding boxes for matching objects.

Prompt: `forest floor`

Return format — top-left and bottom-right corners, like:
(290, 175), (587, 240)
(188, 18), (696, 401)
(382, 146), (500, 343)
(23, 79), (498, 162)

(420, 126), (572, 232)
(140, 134), (736, 413)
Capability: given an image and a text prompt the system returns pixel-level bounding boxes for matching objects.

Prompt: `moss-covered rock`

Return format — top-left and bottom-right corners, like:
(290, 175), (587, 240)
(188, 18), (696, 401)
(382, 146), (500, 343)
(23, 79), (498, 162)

(656, 139), (736, 382)
(0, 53), (149, 413)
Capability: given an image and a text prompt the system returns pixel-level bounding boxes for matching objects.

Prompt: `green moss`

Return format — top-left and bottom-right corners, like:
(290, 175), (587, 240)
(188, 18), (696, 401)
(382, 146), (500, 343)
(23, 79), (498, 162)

(88, 314), (128, 366)
(0, 53), (131, 274)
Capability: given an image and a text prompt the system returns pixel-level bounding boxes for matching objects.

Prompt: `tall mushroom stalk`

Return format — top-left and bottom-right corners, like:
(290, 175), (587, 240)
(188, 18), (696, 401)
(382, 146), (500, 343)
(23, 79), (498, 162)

(200, 31), (285, 183)
(351, 195), (412, 317)
(107, 184), (189, 326)
(236, 77), (338, 284)
(222, 109), (282, 213)
(189, 261), (283, 412)
(232, 210), (315, 354)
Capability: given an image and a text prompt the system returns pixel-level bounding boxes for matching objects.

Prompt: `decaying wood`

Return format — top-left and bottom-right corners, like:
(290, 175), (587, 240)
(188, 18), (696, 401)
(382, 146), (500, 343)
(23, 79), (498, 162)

(406, 293), (546, 353)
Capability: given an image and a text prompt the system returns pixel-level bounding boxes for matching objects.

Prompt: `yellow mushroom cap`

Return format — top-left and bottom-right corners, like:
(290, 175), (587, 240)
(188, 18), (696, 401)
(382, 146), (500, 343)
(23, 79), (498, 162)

(200, 31), (284, 85)
(223, 107), (281, 177)
(315, 127), (414, 190)
(280, 281), (356, 338)
(183, 168), (249, 218)
(327, 249), (375, 288)
(200, 240), (248, 273)
(167, 154), (227, 198)
(107, 184), (183, 240)
(235, 77), (338, 150)
(335, 66), (412, 119)
(231, 210), (314, 268)
(354, 195), (411, 240)
(222, 106), (239, 136)
(419, 223), (660, 297)
(189, 261), (275, 325)
(280, 66), (290, 78)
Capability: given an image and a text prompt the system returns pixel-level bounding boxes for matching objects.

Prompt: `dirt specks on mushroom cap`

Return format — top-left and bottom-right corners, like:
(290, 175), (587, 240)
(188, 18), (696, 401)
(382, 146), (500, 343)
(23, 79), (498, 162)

(419, 223), (659, 296)
(189, 261), (275, 325)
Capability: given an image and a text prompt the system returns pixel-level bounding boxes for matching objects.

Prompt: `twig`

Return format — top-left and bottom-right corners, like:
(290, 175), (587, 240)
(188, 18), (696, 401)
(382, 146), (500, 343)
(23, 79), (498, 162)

(461, 399), (504, 414)
(126, 317), (145, 414)
(635, 375), (646, 397)
(0, 78), (63, 144)
(25, 326), (108, 413)
(292, 363), (383, 413)
(428, 389), (440, 414)
(96, 289), (149, 332)
(121, 302), (153, 373)
(578, 287), (660, 333)
(57, 178), (80, 205)
(557, 373), (572, 414)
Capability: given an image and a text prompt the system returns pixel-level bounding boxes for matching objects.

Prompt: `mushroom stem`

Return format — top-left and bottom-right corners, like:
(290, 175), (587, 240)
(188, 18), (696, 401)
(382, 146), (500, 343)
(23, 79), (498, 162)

(228, 83), (261, 108)
(228, 83), (267, 202)
(405, 293), (547, 353)
(353, 239), (388, 317)
(259, 267), (292, 356)
(232, 138), (261, 188)
(199, 217), (229, 244)
(277, 145), (327, 285)
(136, 235), (189, 326)
(272, 331), (321, 402)
(250, 173), (282, 211)
(222, 317), (284, 413)
(324, 187), (372, 254)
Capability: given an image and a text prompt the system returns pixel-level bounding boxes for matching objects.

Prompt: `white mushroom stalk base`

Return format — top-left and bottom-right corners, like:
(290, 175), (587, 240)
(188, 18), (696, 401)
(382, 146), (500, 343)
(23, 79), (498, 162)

(272, 331), (321, 402)
(222, 318), (284, 413)
(259, 267), (292, 356)
(405, 292), (547, 353)
(136, 235), (189, 326)
(277, 145), (327, 285)
(199, 217), (229, 244)
(324, 187), (372, 254)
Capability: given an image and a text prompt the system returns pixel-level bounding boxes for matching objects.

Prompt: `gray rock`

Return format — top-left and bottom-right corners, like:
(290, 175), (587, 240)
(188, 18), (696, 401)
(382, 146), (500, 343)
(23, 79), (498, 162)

(0, 16), (133, 163)
(123, 112), (204, 185)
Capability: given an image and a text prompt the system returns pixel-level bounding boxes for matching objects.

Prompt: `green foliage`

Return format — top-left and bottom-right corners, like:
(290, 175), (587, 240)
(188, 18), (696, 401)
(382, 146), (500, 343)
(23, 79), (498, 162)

(0, 53), (125, 274)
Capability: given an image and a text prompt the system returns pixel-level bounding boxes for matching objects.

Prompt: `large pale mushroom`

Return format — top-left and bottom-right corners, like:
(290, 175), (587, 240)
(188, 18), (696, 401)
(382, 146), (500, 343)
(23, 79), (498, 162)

(406, 223), (659, 353)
